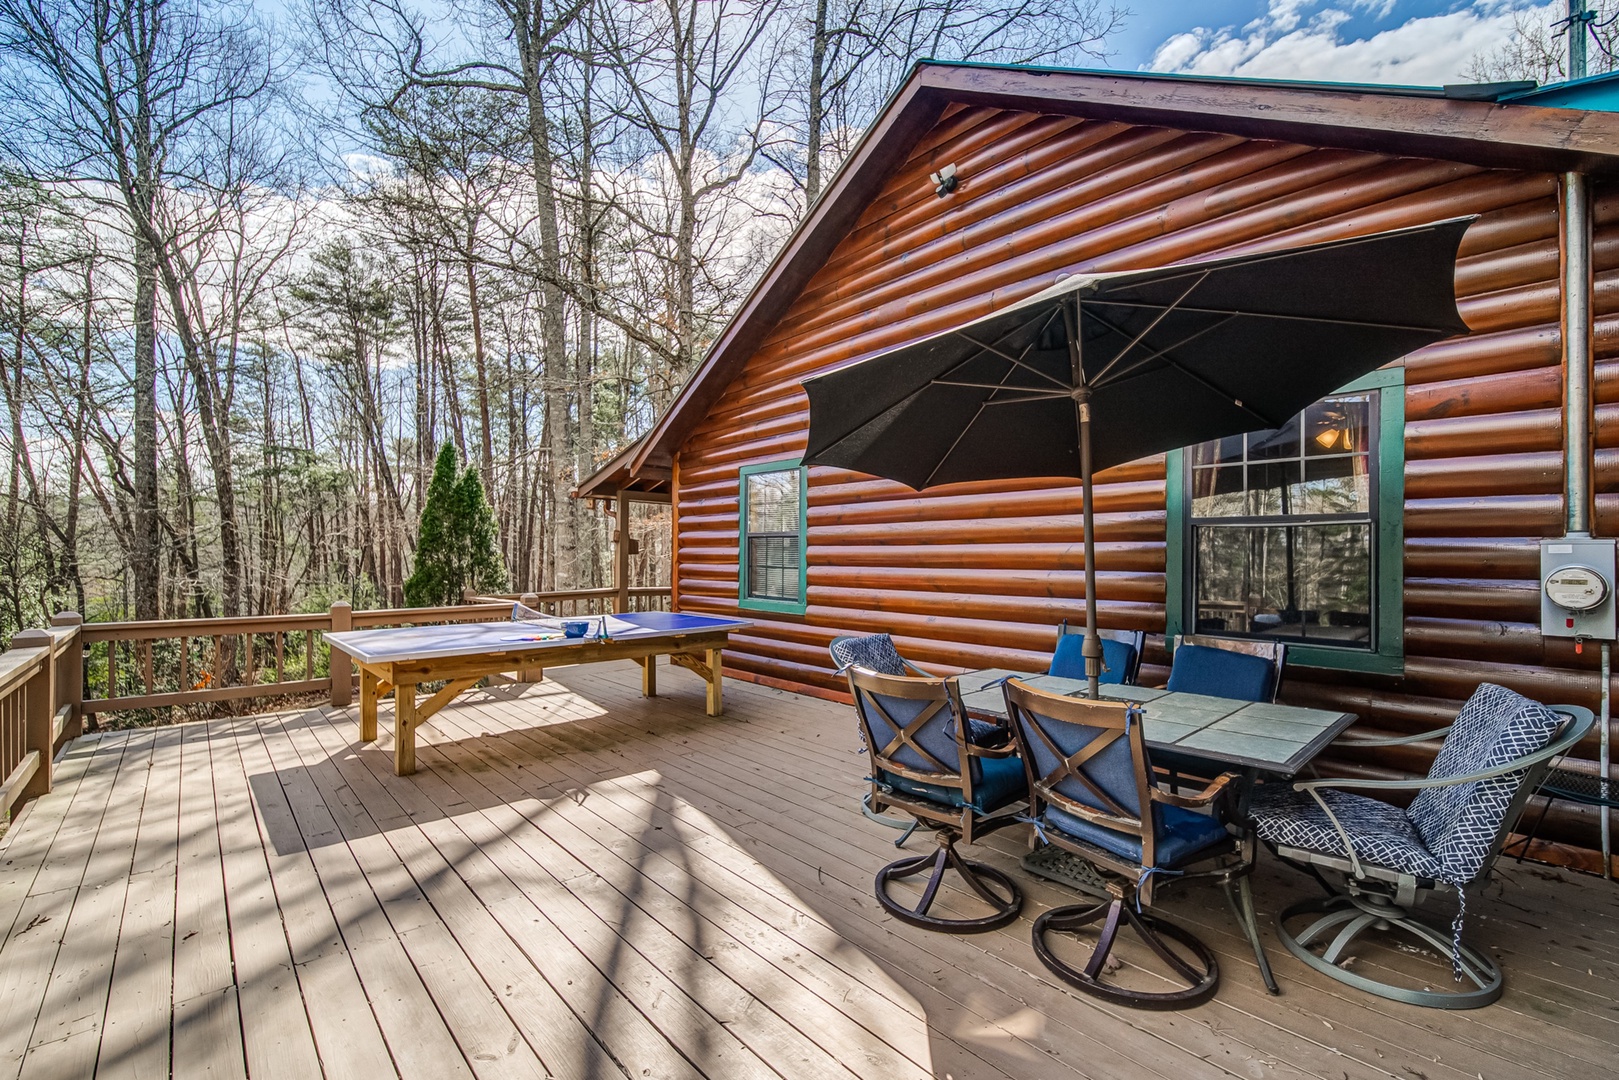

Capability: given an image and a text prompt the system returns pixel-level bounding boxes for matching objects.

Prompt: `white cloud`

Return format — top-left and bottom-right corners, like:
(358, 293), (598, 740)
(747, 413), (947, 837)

(1145, 1), (1561, 85)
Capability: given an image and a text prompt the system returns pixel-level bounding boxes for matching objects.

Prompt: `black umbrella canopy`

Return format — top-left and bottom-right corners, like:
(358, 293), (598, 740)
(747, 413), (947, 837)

(803, 218), (1472, 489)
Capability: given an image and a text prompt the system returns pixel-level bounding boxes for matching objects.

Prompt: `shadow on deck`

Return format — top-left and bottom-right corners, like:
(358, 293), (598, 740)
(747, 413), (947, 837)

(0, 659), (1615, 1079)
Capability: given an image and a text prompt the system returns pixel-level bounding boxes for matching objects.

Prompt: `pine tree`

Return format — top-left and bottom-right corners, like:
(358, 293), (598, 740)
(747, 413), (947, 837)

(405, 443), (508, 606)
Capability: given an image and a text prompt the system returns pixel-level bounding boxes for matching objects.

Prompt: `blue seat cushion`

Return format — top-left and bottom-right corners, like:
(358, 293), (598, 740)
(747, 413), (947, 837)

(1049, 634), (1136, 685)
(880, 753), (1026, 814)
(1247, 783), (1445, 880)
(1042, 801), (1230, 869)
(1166, 644), (1274, 702)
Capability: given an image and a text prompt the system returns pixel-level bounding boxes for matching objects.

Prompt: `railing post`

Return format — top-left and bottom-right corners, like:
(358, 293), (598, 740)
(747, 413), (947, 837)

(615, 490), (632, 614)
(12, 630), (54, 801)
(50, 611), (83, 741)
(329, 601), (353, 707)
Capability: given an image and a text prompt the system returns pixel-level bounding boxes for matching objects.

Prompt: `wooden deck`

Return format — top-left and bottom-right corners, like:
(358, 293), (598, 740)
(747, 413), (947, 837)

(1, 660), (1616, 1080)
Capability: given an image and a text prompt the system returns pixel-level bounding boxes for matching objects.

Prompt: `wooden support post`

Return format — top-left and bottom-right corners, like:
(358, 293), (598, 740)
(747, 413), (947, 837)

(329, 601), (352, 707)
(641, 655), (657, 697)
(395, 680), (417, 776)
(615, 489), (631, 613)
(13, 630), (54, 800)
(706, 646), (723, 716)
(50, 612), (82, 742)
(360, 667), (379, 742)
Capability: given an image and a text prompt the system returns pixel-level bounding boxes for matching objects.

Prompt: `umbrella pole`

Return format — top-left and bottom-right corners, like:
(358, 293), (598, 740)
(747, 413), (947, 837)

(1078, 393), (1102, 698)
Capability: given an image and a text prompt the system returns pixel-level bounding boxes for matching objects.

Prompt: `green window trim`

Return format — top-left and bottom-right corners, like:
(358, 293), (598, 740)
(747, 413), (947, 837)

(738, 458), (809, 615)
(1165, 367), (1405, 675)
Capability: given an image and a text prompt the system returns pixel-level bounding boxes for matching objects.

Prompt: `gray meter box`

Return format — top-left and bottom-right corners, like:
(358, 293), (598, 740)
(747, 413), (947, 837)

(1541, 537), (1618, 640)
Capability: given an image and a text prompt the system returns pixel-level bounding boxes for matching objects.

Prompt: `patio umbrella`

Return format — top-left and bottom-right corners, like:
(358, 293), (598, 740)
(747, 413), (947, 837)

(802, 218), (1472, 694)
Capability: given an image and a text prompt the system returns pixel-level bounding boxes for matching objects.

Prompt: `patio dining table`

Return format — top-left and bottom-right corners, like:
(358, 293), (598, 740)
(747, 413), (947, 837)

(955, 668), (1357, 780)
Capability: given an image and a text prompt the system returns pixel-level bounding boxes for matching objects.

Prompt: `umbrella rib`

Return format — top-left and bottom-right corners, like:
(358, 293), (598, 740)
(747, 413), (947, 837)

(921, 353), (1039, 488)
(1090, 271), (1209, 384)
(1092, 314), (1238, 389)
(930, 379), (1067, 398)
(1160, 355), (1279, 427)
(1088, 299), (1451, 334)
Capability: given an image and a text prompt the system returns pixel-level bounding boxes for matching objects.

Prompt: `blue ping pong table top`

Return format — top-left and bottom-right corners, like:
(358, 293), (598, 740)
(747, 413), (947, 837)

(614, 611), (749, 633)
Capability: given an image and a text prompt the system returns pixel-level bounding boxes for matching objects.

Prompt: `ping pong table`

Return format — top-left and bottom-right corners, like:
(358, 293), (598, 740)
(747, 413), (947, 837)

(326, 610), (750, 775)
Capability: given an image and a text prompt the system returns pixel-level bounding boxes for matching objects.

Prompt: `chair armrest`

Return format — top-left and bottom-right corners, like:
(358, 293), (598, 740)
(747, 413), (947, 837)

(901, 658), (935, 677)
(1153, 772), (1239, 809)
(967, 741), (1020, 760)
(1334, 725), (1452, 748)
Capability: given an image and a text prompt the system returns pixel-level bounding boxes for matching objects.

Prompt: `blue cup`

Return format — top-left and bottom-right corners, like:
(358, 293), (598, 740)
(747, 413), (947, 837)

(562, 620), (590, 638)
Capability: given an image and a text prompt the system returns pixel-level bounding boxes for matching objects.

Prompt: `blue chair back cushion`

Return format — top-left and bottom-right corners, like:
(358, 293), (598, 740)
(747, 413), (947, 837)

(831, 634), (907, 676)
(1166, 643), (1274, 702)
(1049, 634), (1136, 685)
(858, 688), (959, 777)
(1405, 682), (1565, 883)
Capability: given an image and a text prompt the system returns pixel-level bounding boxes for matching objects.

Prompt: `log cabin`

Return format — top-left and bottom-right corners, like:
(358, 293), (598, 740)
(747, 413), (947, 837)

(579, 63), (1619, 858)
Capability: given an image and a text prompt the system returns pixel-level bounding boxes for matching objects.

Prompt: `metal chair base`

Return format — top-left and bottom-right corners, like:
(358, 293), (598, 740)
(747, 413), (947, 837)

(1033, 900), (1220, 1009)
(1277, 893), (1502, 1009)
(875, 835), (1022, 933)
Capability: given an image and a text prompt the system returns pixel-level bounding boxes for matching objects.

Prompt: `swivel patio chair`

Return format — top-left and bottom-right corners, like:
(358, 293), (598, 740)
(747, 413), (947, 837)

(1004, 678), (1276, 1008)
(1051, 621), (1145, 685)
(846, 665), (1027, 932)
(830, 633), (1008, 747)
(1248, 683), (1594, 1008)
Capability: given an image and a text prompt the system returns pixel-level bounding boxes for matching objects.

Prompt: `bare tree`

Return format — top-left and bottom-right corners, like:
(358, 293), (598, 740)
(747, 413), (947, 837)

(1469, 2), (1619, 83)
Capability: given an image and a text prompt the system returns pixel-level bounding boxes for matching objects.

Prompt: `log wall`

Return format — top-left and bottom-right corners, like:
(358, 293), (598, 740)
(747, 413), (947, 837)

(671, 104), (1619, 848)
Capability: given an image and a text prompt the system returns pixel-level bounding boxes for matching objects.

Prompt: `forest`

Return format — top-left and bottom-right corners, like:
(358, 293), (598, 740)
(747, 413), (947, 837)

(0, 0), (1125, 637)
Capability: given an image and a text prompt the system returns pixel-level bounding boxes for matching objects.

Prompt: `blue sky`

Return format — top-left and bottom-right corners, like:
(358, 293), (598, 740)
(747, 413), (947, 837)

(1110, 1), (1563, 84)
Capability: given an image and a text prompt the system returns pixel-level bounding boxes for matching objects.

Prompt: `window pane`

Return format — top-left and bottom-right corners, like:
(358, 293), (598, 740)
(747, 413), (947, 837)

(746, 469), (800, 533)
(1301, 453), (1370, 514)
(1190, 465), (1245, 518)
(1245, 460), (1302, 516)
(1191, 433), (1245, 468)
(747, 535), (800, 602)
(1247, 415), (1299, 461)
(1305, 395), (1370, 457)
(1193, 523), (1371, 644)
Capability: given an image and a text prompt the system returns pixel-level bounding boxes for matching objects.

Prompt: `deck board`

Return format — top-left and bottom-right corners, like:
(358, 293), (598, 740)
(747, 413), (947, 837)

(1, 660), (1618, 1078)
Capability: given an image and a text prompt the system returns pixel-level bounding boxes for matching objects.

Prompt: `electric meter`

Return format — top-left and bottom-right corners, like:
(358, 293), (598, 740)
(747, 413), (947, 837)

(1545, 565), (1611, 612)
(1541, 538), (1617, 641)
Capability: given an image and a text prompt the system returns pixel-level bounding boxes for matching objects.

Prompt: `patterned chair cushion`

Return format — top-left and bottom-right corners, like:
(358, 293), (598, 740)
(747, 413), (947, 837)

(1248, 784), (1446, 880)
(1406, 682), (1565, 884)
(829, 634), (908, 676)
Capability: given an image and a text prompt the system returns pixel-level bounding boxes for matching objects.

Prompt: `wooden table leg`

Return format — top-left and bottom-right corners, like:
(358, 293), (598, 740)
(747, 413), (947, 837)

(360, 667), (379, 742)
(641, 655), (657, 697)
(705, 647), (723, 716)
(395, 680), (417, 776)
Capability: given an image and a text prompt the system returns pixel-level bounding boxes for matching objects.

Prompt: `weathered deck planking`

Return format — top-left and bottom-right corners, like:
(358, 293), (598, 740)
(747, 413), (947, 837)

(0, 661), (1614, 1079)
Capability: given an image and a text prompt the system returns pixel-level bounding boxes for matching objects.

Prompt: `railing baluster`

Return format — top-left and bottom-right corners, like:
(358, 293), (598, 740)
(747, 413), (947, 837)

(274, 632), (284, 683)
(179, 637), (189, 692)
(107, 640), (117, 703)
(141, 641), (153, 695)
(244, 632), (255, 687)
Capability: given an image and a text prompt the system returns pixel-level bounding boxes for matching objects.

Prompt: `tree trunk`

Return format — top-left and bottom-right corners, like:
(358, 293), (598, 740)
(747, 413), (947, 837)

(131, 232), (161, 620)
(805, 0), (828, 204)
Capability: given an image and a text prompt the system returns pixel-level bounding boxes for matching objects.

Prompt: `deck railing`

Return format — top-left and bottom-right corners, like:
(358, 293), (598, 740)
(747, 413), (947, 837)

(0, 586), (673, 820)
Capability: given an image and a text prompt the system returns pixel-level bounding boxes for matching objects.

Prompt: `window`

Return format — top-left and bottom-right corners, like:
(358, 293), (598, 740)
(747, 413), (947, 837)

(739, 460), (807, 614)
(1165, 369), (1405, 674)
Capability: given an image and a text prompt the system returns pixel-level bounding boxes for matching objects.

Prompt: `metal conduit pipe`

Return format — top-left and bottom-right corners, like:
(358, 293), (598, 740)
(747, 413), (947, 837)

(1563, 169), (1593, 537)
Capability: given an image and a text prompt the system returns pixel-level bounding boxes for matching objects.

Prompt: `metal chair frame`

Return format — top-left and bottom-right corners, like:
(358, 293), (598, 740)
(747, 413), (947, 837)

(848, 666), (1025, 933)
(1265, 704), (1595, 1009)
(1056, 621), (1145, 685)
(1005, 678), (1277, 1008)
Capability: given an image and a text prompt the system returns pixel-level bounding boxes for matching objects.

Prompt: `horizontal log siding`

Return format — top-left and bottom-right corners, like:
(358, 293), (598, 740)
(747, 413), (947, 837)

(674, 106), (1619, 848)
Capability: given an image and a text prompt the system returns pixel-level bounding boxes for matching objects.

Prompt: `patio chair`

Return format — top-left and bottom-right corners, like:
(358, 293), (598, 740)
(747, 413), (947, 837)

(847, 666), (1027, 932)
(1505, 763), (1617, 866)
(1004, 678), (1276, 1008)
(1050, 621), (1144, 685)
(830, 634), (1008, 747)
(1248, 683), (1594, 1008)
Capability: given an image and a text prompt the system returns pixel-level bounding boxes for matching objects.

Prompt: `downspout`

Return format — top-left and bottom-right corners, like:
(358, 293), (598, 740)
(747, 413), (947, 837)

(1561, 166), (1610, 875)
(1563, 170), (1593, 538)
